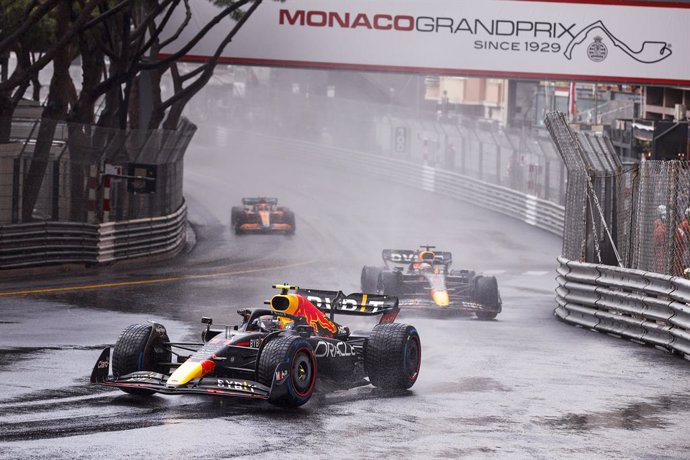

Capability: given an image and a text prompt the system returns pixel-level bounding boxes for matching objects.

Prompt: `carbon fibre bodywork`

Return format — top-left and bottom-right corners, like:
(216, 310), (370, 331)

(91, 286), (420, 405)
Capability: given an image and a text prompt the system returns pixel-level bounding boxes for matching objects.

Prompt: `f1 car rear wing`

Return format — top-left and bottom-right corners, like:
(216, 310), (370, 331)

(242, 197), (278, 206)
(382, 249), (453, 266)
(296, 288), (399, 318)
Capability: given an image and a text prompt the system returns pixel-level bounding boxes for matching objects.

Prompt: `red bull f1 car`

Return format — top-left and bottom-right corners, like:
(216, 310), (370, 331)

(361, 245), (502, 320)
(91, 285), (421, 407)
(230, 197), (296, 235)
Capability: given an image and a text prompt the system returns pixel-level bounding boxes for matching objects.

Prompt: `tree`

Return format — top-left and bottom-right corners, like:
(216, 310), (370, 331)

(0, 0), (277, 221)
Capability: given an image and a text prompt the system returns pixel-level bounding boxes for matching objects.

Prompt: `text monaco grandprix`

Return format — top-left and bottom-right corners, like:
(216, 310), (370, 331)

(279, 10), (577, 39)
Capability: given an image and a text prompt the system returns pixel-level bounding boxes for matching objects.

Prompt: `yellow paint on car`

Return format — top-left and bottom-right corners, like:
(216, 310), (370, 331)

(167, 361), (204, 387)
(432, 290), (450, 307)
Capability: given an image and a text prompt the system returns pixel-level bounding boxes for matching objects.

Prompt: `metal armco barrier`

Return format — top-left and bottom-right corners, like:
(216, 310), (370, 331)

(0, 202), (186, 269)
(97, 204), (187, 263)
(0, 221), (99, 268)
(555, 256), (690, 358)
(252, 134), (565, 236)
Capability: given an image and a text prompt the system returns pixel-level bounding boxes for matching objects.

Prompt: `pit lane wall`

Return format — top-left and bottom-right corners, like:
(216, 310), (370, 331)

(556, 256), (690, 358)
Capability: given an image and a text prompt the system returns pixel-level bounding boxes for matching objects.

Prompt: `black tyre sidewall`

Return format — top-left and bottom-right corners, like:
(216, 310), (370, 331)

(475, 276), (500, 320)
(365, 323), (421, 390)
(230, 207), (243, 227)
(378, 271), (401, 296)
(258, 335), (316, 407)
(111, 323), (171, 396)
(361, 266), (383, 293)
(286, 211), (296, 234)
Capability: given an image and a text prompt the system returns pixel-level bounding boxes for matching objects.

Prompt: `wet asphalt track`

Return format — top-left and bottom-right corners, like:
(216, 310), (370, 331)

(1, 125), (690, 459)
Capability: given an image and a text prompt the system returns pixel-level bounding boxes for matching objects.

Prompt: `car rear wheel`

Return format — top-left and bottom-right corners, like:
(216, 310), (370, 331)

(257, 335), (316, 407)
(474, 276), (500, 320)
(361, 266), (383, 293)
(112, 323), (171, 396)
(364, 323), (421, 390)
(378, 271), (401, 297)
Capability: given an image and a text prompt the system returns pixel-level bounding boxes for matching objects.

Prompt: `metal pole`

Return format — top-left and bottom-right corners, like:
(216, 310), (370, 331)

(667, 162), (678, 275)
(594, 83), (599, 124)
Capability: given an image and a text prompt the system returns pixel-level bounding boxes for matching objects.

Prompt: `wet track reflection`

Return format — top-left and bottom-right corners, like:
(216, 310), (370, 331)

(1, 127), (690, 458)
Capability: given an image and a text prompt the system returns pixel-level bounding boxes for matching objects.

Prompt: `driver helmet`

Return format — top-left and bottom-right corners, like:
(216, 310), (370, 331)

(252, 315), (283, 332)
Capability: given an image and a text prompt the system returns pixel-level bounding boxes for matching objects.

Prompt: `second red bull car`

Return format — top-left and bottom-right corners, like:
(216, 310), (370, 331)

(361, 245), (502, 320)
(91, 285), (421, 408)
(231, 197), (296, 235)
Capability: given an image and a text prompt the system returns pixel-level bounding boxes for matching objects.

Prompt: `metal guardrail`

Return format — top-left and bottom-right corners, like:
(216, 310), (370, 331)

(555, 256), (690, 357)
(0, 202), (187, 269)
(97, 204), (187, 263)
(252, 134), (565, 236)
(0, 221), (99, 268)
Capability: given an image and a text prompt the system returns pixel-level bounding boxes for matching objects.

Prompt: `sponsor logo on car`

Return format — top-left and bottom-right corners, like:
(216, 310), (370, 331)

(313, 340), (355, 359)
(217, 379), (256, 393)
(275, 369), (289, 383)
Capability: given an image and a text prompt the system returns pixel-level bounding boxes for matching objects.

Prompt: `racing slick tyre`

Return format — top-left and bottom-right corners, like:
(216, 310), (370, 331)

(112, 323), (172, 396)
(361, 266), (383, 293)
(257, 335), (316, 407)
(377, 270), (401, 297)
(364, 323), (421, 390)
(474, 276), (500, 321)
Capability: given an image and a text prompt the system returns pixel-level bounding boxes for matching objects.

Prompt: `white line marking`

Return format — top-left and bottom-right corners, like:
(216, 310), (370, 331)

(482, 270), (507, 276)
(523, 270), (549, 276)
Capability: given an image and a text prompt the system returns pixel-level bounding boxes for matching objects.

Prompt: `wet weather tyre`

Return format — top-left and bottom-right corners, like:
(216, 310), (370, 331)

(378, 271), (401, 297)
(361, 266), (383, 293)
(365, 323), (421, 390)
(111, 323), (171, 396)
(231, 207), (243, 234)
(474, 276), (500, 320)
(230, 207), (242, 226)
(285, 211), (296, 235)
(257, 335), (316, 407)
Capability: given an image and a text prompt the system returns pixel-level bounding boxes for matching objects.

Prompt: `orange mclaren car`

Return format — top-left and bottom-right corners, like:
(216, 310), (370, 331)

(230, 197), (296, 235)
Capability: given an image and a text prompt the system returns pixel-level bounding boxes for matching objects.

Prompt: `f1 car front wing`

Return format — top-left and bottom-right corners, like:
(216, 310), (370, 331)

(91, 347), (292, 401)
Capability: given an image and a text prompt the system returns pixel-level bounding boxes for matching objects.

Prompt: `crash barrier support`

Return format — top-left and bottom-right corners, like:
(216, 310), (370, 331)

(555, 256), (690, 357)
(0, 202), (186, 269)
(244, 133), (565, 236)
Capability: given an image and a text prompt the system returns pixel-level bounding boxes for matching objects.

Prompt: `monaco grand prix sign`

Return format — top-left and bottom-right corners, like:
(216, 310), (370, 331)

(161, 0), (690, 85)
